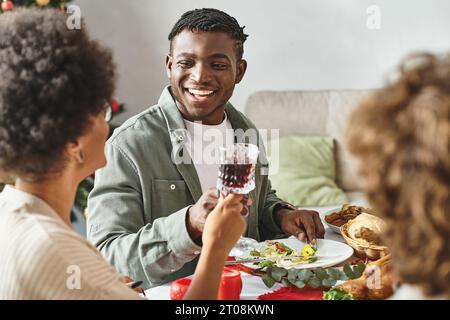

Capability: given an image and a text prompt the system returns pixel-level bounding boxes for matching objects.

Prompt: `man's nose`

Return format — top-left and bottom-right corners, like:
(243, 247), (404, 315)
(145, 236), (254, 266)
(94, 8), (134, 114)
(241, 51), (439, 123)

(190, 63), (212, 83)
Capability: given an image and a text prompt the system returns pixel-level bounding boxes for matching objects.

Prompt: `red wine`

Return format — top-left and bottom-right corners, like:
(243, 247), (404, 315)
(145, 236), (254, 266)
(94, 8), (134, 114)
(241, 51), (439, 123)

(218, 164), (254, 189)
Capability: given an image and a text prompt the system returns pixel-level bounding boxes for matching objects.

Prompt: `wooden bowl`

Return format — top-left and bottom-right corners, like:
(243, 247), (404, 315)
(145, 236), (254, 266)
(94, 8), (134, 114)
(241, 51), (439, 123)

(340, 223), (389, 260)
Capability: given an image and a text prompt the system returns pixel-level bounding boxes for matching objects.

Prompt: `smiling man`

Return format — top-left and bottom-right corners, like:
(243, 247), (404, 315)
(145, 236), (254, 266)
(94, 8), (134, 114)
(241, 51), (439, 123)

(166, 27), (246, 125)
(87, 8), (325, 289)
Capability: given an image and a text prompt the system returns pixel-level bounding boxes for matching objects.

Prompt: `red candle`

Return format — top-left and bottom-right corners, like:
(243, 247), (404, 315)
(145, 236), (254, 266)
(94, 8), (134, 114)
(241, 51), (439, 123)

(170, 267), (242, 300)
(170, 277), (191, 300)
(217, 267), (242, 300)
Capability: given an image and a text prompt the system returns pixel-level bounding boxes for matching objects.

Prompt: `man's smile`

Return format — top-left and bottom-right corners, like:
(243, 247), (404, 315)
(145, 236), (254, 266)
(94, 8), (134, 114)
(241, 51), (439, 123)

(184, 87), (217, 102)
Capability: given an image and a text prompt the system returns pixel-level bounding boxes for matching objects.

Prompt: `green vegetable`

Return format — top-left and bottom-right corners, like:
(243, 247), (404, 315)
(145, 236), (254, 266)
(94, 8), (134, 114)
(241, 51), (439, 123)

(278, 242), (294, 254)
(250, 250), (261, 257)
(287, 269), (299, 282)
(327, 268), (346, 281)
(260, 263), (367, 290)
(262, 274), (276, 288)
(323, 287), (354, 300)
(281, 279), (292, 287)
(294, 280), (306, 288)
(257, 260), (275, 268)
(307, 277), (322, 288)
(271, 267), (288, 282)
(343, 262), (366, 279)
(353, 262), (366, 278)
(314, 267), (328, 280)
(322, 278), (337, 288)
(297, 269), (313, 282)
(343, 264), (354, 278)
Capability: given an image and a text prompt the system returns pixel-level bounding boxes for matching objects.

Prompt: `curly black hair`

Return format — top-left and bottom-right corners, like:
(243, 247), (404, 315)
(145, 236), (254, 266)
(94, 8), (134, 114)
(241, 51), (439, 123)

(0, 8), (116, 180)
(168, 8), (248, 59)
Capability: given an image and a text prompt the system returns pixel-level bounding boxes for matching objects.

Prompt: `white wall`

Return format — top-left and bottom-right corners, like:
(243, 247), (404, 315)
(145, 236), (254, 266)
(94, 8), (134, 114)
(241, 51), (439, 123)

(73, 0), (450, 124)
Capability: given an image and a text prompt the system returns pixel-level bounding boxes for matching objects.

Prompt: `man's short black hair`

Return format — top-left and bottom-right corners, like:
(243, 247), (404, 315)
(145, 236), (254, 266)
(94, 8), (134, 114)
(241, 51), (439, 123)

(168, 8), (248, 59)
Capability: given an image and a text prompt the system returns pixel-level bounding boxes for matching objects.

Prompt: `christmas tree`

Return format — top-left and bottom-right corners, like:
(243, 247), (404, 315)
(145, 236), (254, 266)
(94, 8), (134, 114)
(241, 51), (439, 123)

(1, 0), (73, 13)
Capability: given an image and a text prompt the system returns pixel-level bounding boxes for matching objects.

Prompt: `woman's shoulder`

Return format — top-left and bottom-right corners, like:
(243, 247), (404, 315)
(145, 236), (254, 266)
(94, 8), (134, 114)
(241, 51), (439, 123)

(0, 209), (137, 299)
(1, 209), (90, 259)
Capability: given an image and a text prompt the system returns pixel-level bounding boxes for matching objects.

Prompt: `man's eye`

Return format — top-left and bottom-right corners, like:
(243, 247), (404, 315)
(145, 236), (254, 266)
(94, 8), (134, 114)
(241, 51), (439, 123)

(212, 63), (228, 69)
(178, 61), (193, 68)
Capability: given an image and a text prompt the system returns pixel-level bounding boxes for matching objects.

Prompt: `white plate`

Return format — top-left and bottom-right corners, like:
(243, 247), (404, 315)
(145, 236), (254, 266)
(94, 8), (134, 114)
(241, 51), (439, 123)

(240, 237), (353, 270)
(323, 208), (344, 234)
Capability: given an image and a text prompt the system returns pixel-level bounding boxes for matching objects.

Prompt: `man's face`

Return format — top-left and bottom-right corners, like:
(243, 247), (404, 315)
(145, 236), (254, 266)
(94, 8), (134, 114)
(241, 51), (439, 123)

(166, 30), (247, 125)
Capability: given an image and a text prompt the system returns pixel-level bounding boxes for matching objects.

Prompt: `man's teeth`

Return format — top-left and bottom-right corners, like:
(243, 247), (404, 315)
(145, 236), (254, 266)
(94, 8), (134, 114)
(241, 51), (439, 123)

(188, 89), (214, 96)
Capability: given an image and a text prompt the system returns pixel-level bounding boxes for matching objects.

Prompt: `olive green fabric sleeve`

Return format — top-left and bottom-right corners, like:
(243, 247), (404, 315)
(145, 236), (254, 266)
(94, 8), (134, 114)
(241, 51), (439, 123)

(87, 140), (200, 289)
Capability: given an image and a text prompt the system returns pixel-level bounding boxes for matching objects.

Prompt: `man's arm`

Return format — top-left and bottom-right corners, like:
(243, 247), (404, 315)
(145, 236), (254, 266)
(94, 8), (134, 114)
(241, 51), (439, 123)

(87, 141), (201, 288)
(258, 177), (290, 240)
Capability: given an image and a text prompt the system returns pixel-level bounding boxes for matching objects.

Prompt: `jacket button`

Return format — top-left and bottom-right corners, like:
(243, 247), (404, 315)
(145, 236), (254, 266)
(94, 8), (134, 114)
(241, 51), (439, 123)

(170, 184), (176, 190)
(177, 135), (184, 142)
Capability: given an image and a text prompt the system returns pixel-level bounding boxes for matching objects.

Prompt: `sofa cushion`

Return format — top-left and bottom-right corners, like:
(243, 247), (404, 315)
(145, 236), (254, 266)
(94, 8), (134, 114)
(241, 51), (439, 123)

(267, 136), (347, 207)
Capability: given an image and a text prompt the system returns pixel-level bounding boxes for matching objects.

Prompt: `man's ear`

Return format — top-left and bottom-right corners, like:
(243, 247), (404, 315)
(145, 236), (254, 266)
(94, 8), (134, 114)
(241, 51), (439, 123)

(165, 54), (173, 79)
(235, 59), (247, 84)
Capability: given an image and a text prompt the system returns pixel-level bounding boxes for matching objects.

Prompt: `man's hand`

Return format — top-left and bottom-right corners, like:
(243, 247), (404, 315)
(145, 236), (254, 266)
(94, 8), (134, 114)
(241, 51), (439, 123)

(186, 188), (219, 242)
(274, 207), (325, 244)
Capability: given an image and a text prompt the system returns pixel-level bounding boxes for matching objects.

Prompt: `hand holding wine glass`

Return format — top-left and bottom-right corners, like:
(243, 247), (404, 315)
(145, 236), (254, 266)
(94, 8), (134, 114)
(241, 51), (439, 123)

(183, 193), (246, 300)
(201, 193), (246, 256)
(216, 143), (260, 256)
(186, 188), (219, 242)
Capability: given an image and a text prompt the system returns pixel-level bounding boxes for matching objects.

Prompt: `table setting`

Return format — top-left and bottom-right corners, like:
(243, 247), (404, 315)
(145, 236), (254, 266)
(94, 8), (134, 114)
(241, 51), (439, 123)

(145, 143), (393, 300)
(144, 210), (377, 300)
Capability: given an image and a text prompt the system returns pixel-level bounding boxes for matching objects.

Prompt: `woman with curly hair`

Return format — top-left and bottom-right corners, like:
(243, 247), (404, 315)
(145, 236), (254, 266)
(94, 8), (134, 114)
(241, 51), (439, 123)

(346, 53), (450, 299)
(0, 8), (246, 299)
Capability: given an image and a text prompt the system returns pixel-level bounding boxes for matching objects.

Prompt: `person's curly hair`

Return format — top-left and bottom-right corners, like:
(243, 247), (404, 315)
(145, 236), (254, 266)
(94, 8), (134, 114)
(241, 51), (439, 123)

(346, 52), (450, 297)
(0, 8), (116, 180)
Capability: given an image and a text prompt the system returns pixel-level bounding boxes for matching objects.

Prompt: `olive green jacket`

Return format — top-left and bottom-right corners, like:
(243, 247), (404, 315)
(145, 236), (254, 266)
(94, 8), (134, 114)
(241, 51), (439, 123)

(87, 87), (288, 289)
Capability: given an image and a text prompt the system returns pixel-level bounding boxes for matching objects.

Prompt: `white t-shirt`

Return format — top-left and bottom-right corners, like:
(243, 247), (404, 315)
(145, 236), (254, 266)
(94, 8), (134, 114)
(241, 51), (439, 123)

(0, 185), (141, 300)
(183, 113), (234, 193)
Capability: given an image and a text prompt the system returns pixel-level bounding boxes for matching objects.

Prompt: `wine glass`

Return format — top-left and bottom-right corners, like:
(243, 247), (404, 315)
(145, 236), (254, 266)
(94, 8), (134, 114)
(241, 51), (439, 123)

(217, 143), (259, 256)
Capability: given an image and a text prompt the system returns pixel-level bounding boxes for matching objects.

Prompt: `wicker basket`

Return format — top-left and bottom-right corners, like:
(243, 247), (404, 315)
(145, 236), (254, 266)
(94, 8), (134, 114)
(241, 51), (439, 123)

(340, 223), (389, 260)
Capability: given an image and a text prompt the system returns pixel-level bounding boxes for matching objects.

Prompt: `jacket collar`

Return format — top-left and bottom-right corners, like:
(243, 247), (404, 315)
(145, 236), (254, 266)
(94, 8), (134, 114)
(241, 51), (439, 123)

(157, 86), (201, 201)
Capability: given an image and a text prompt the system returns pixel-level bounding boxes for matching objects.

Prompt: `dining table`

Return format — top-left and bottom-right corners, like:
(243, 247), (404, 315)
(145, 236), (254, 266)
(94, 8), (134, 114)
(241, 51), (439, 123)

(144, 204), (364, 300)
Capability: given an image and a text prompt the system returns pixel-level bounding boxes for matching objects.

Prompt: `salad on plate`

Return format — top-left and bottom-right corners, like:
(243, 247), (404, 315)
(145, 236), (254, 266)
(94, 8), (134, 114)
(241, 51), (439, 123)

(245, 240), (318, 268)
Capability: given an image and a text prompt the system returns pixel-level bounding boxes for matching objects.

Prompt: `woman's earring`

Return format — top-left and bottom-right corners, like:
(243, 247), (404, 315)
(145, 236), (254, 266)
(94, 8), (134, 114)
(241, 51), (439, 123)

(77, 150), (85, 164)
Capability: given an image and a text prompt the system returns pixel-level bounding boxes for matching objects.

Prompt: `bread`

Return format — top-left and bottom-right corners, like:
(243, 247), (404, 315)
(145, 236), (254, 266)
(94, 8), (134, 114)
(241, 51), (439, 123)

(347, 213), (387, 247)
(325, 204), (364, 227)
